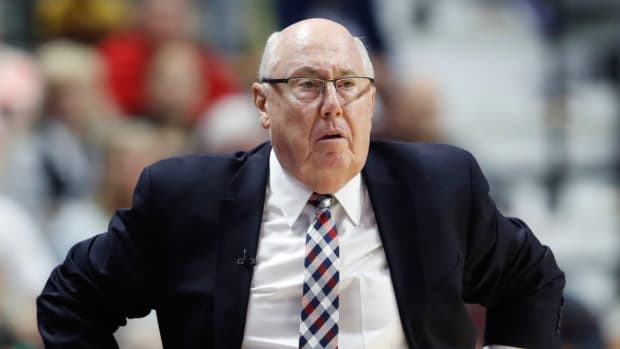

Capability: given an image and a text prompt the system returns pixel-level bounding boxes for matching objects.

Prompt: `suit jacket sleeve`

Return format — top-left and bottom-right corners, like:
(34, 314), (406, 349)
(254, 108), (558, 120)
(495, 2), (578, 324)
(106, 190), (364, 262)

(37, 167), (160, 348)
(462, 152), (565, 349)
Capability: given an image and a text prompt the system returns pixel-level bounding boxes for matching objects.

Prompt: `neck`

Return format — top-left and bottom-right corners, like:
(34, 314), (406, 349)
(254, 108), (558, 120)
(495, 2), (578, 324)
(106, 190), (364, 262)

(302, 171), (353, 195)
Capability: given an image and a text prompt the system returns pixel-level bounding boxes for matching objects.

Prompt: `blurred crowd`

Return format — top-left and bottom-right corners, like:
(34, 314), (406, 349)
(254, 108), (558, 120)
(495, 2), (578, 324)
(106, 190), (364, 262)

(0, 0), (619, 348)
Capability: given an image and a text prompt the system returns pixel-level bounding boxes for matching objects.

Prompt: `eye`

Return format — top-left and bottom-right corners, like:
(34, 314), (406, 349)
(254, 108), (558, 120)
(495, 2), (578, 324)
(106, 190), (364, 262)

(337, 78), (356, 89)
(293, 78), (321, 89)
(301, 80), (316, 88)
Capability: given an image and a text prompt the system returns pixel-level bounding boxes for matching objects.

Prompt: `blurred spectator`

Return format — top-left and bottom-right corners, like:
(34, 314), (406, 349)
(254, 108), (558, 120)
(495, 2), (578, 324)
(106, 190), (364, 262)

(194, 94), (267, 153)
(143, 40), (206, 131)
(197, 0), (277, 87)
(35, 0), (132, 44)
(2, 40), (115, 229)
(0, 44), (56, 349)
(0, 46), (44, 147)
(98, 0), (241, 125)
(374, 75), (443, 143)
(39, 40), (117, 134)
(198, 0), (274, 54)
(48, 119), (182, 258)
(0, 46), (45, 220)
(0, 195), (55, 348)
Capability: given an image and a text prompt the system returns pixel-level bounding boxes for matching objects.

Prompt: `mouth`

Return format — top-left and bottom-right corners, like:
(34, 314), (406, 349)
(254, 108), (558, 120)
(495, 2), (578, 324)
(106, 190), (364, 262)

(318, 132), (344, 141)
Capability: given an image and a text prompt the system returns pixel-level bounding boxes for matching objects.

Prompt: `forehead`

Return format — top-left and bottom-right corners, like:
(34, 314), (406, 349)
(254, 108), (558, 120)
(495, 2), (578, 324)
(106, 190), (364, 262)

(271, 28), (365, 77)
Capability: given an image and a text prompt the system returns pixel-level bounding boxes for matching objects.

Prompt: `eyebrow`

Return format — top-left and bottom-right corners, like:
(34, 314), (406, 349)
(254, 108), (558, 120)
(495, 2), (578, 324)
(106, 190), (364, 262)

(288, 66), (357, 78)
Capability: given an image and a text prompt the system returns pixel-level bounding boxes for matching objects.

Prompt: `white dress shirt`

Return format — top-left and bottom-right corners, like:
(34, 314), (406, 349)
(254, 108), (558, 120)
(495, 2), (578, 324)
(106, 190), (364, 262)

(242, 150), (406, 349)
(241, 151), (521, 349)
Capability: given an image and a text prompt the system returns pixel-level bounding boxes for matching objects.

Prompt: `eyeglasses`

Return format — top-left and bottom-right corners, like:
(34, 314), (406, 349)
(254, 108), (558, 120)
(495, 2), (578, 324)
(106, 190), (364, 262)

(261, 77), (375, 102)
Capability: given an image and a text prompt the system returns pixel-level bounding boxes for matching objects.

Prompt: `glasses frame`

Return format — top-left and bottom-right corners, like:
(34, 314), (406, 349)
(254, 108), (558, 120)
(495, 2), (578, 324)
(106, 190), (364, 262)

(261, 76), (375, 102)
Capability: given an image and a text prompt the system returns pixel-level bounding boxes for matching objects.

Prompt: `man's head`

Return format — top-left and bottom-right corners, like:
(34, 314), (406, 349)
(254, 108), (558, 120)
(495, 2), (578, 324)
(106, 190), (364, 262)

(0, 47), (44, 147)
(252, 18), (376, 194)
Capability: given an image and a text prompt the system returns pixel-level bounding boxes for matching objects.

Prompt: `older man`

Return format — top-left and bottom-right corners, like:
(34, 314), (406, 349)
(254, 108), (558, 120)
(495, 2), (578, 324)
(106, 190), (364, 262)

(38, 19), (564, 349)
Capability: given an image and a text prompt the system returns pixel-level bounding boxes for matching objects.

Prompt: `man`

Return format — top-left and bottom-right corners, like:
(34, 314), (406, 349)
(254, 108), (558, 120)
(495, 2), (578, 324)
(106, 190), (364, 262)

(38, 19), (565, 348)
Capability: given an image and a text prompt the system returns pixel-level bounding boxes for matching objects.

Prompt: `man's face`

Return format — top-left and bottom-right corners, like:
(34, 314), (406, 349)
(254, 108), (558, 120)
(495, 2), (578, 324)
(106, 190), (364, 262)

(253, 20), (376, 194)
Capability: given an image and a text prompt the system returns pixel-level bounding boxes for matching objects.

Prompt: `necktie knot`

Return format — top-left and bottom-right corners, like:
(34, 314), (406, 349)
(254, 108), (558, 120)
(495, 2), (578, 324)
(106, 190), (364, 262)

(308, 193), (333, 210)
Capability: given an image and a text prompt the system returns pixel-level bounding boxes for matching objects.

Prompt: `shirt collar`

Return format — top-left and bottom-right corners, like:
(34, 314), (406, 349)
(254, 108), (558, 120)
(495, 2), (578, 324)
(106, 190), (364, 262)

(269, 149), (362, 227)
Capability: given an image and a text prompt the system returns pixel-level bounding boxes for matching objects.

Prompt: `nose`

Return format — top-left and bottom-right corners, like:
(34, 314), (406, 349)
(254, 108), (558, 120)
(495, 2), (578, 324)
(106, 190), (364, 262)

(320, 82), (343, 118)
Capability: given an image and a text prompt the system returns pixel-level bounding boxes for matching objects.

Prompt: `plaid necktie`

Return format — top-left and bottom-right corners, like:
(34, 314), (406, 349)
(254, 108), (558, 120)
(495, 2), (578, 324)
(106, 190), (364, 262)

(299, 193), (340, 349)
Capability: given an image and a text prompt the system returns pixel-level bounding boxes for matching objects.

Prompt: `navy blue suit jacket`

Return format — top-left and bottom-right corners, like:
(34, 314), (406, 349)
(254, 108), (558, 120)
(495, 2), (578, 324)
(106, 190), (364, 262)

(38, 141), (565, 348)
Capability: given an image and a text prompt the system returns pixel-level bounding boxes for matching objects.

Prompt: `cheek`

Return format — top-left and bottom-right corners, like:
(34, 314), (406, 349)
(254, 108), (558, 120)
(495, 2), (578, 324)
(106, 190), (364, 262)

(353, 124), (371, 155)
(270, 105), (314, 149)
(284, 104), (315, 137)
(349, 110), (373, 145)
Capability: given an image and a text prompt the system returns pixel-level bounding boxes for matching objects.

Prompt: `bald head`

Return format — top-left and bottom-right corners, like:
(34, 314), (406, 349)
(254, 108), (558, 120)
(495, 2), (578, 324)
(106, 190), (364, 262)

(258, 18), (374, 79)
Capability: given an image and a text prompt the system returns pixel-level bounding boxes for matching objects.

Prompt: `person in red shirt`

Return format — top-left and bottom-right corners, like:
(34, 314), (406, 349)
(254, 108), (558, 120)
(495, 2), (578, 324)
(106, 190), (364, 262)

(98, 0), (241, 126)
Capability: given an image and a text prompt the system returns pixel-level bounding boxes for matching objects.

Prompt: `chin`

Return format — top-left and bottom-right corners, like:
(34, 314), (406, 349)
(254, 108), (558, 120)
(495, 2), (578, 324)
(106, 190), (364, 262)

(315, 151), (353, 169)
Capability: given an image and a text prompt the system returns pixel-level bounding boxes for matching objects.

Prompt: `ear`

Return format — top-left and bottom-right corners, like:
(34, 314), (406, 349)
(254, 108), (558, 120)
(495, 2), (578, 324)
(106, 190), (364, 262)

(252, 82), (270, 129)
(259, 112), (270, 129)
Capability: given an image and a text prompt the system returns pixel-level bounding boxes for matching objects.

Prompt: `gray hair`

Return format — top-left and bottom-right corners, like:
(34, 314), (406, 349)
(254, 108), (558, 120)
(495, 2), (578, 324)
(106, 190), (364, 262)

(258, 31), (281, 80)
(257, 31), (375, 80)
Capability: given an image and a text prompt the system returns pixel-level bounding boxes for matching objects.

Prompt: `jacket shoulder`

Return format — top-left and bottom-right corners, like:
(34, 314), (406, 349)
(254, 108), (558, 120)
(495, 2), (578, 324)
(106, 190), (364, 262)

(141, 142), (270, 198)
(368, 140), (474, 171)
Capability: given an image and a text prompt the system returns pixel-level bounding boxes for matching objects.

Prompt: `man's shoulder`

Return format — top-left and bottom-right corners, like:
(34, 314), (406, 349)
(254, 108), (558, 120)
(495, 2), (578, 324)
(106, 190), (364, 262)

(365, 140), (481, 194)
(145, 142), (271, 183)
(369, 139), (473, 166)
(148, 153), (237, 176)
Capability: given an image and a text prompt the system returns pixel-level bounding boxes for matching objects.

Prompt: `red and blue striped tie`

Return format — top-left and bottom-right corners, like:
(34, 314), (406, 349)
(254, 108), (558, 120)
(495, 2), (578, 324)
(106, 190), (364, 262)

(299, 193), (340, 349)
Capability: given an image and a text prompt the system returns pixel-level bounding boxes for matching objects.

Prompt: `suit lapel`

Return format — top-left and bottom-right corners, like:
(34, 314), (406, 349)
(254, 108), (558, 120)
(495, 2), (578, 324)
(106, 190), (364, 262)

(362, 147), (427, 348)
(213, 143), (270, 349)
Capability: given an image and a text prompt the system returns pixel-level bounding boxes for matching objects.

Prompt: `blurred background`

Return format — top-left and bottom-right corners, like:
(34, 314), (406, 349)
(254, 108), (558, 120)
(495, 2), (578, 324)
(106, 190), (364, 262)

(0, 0), (619, 348)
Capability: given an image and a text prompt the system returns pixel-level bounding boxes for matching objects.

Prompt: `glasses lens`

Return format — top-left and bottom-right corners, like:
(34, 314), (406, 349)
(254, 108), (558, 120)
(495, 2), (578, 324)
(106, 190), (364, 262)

(288, 78), (322, 101)
(335, 78), (371, 101)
